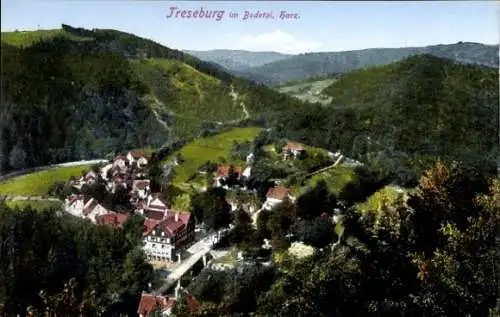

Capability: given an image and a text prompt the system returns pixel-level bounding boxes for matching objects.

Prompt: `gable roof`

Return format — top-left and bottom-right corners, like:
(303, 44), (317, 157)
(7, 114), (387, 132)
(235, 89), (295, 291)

(158, 217), (185, 237)
(128, 151), (148, 159)
(137, 294), (175, 316)
(133, 179), (151, 190)
(216, 165), (242, 178)
(283, 142), (305, 152)
(83, 198), (99, 216)
(114, 155), (126, 162)
(144, 209), (166, 221)
(186, 295), (201, 313)
(266, 186), (291, 200)
(143, 219), (159, 236)
(96, 212), (129, 227)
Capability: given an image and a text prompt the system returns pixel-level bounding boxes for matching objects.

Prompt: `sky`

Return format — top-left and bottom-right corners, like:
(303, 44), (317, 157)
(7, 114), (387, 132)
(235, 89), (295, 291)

(1, 1), (499, 54)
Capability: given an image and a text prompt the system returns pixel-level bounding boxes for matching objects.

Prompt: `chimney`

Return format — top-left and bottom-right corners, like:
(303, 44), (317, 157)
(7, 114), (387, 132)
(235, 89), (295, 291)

(175, 212), (179, 222)
(147, 195), (152, 206)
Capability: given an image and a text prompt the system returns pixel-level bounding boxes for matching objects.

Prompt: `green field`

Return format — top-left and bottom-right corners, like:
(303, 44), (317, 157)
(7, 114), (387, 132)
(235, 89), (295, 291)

(1, 29), (92, 47)
(276, 78), (337, 105)
(166, 127), (262, 185)
(6, 200), (62, 211)
(356, 185), (408, 213)
(0, 165), (93, 196)
(305, 166), (356, 195)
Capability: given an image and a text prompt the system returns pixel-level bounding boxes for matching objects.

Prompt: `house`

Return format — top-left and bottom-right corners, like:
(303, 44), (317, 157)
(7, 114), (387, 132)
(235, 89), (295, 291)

(83, 198), (111, 223)
(142, 211), (195, 262)
(85, 170), (98, 184)
(132, 180), (151, 199)
(64, 194), (88, 217)
(127, 151), (149, 168)
(136, 193), (170, 216)
(100, 163), (113, 180)
(113, 155), (127, 170)
(137, 293), (176, 317)
(96, 212), (129, 227)
(246, 152), (255, 165)
(64, 195), (110, 223)
(214, 165), (242, 187)
(242, 166), (252, 179)
(262, 186), (294, 210)
(283, 142), (305, 160)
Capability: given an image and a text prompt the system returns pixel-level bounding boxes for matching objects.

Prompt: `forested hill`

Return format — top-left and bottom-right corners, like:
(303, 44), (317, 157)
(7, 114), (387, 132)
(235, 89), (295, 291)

(234, 42), (499, 85)
(271, 54), (499, 185)
(0, 25), (307, 173)
(184, 49), (292, 72)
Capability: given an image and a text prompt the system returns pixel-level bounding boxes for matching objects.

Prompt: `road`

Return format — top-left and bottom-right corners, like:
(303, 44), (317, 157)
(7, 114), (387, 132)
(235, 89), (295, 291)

(0, 159), (108, 181)
(2, 195), (60, 201)
(156, 230), (229, 294)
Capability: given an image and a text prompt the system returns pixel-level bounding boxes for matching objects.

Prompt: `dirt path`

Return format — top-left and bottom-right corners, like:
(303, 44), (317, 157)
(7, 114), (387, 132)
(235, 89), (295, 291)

(230, 84), (250, 120)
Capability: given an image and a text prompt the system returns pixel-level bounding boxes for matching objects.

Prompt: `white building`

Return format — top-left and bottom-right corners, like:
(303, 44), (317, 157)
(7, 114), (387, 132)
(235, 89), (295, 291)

(127, 151), (149, 168)
(142, 211), (195, 262)
(262, 186), (294, 211)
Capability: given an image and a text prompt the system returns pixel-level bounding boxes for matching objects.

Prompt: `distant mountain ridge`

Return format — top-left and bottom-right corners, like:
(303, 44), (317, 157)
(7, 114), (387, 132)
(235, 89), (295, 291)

(189, 42), (499, 85)
(184, 49), (292, 72)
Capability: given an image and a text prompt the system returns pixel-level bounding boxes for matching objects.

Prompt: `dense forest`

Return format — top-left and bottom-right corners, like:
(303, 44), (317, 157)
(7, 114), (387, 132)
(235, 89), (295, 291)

(0, 205), (153, 316)
(0, 25), (311, 173)
(267, 55), (499, 186)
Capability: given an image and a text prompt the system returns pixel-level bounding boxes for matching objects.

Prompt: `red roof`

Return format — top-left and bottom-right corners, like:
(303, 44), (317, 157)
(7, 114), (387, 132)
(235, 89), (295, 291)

(216, 165), (242, 177)
(137, 294), (175, 316)
(96, 212), (129, 227)
(158, 217), (185, 237)
(114, 155), (126, 162)
(283, 142), (304, 152)
(129, 151), (148, 159)
(83, 199), (99, 216)
(133, 180), (150, 190)
(186, 295), (200, 313)
(143, 219), (159, 236)
(266, 186), (290, 200)
(144, 209), (166, 221)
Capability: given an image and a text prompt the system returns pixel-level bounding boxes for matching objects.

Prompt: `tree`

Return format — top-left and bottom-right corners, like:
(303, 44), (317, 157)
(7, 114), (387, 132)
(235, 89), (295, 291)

(8, 144), (26, 169)
(296, 217), (336, 249)
(231, 208), (259, 251)
(191, 188), (231, 232)
(296, 180), (337, 220)
(120, 248), (154, 313)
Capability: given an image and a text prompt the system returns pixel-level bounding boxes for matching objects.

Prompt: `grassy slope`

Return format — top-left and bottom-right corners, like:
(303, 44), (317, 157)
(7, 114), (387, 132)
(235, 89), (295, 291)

(1, 29), (93, 47)
(276, 77), (337, 105)
(0, 165), (93, 196)
(305, 166), (356, 195)
(166, 127), (262, 185)
(132, 58), (244, 139)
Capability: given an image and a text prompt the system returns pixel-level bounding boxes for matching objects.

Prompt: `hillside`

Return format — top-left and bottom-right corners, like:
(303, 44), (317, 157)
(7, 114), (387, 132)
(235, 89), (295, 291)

(275, 75), (338, 105)
(184, 49), (292, 72)
(271, 54), (499, 185)
(226, 42), (499, 85)
(0, 25), (308, 173)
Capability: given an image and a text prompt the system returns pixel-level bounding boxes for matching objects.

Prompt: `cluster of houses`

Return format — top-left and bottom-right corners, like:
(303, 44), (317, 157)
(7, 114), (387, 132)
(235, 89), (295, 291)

(64, 151), (195, 264)
(62, 142), (337, 316)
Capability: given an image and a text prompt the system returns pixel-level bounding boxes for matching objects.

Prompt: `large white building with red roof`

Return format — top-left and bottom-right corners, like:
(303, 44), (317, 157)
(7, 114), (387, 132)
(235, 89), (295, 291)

(142, 209), (195, 262)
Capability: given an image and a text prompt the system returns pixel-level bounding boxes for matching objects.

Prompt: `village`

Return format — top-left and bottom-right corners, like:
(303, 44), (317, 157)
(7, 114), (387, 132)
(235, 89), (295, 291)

(61, 141), (356, 316)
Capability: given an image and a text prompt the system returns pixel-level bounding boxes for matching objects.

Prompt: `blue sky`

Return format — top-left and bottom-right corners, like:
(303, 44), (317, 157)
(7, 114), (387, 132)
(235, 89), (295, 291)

(1, 1), (498, 54)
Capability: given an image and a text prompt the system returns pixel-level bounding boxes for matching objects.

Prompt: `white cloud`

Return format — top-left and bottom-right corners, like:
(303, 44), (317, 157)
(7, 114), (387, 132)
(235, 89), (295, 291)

(232, 30), (322, 54)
